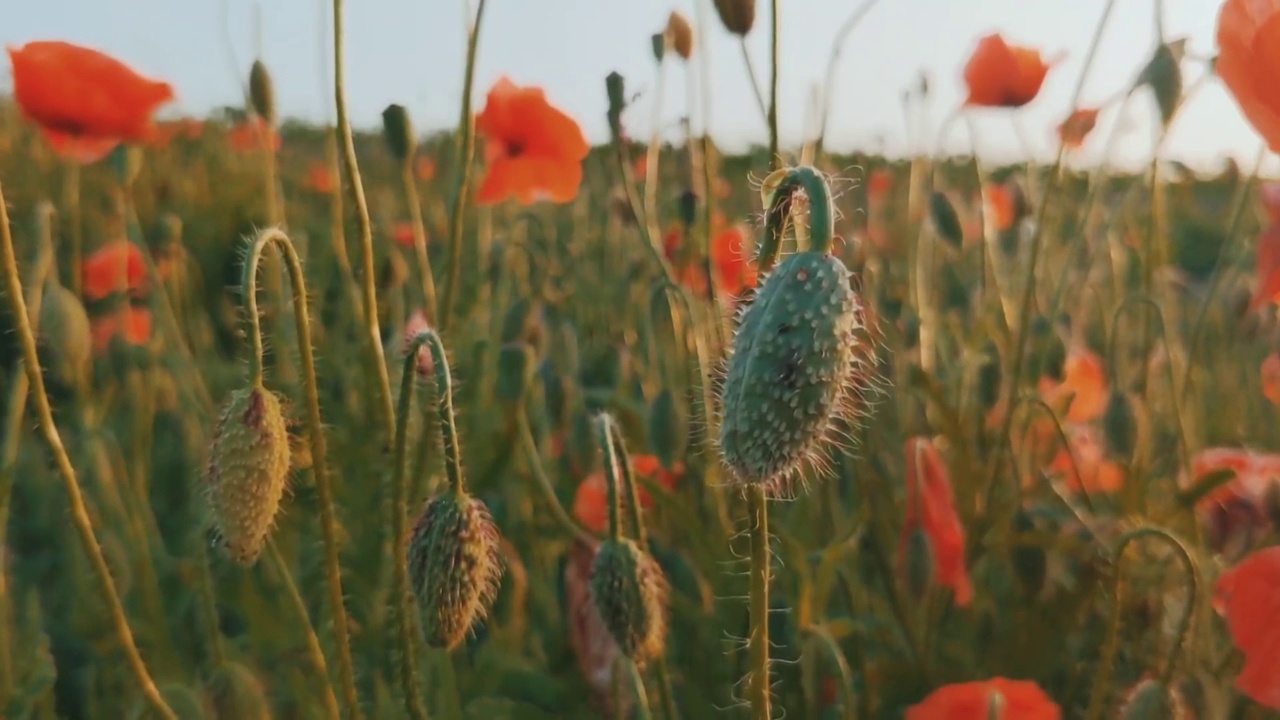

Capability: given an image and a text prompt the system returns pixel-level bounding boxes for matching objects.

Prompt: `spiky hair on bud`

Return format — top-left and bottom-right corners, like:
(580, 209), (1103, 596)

(589, 537), (670, 666)
(717, 249), (883, 496)
(203, 383), (291, 565)
(407, 492), (503, 651)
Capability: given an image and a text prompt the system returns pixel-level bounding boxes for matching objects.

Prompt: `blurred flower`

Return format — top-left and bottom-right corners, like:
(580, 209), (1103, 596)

(571, 455), (682, 534)
(8, 41), (173, 159)
(963, 34), (1055, 108)
(984, 183), (1017, 232)
(1057, 107), (1099, 150)
(474, 77), (589, 205)
(711, 224), (757, 298)
(305, 161), (336, 195)
(633, 154), (648, 180)
(905, 677), (1061, 719)
(666, 11), (695, 61)
(404, 309), (434, 376)
(1046, 424), (1124, 495)
(563, 538), (629, 717)
(1182, 447), (1280, 553)
(1250, 224), (1280, 310)
(1038, 346), (1108, 423)
(866, 167), (894, 204)
(1214, 546), (1280, 709)
(90, 306), (152, 355)
(415, 155), (436, 182)
(82, 241), (148, 303)
(1262, 352), (1280, 404)
(228, 117), (280, 154)
(900, 437), (973, 606)
(392, 221), (417, 249)
(1216, 0), (1280, 152)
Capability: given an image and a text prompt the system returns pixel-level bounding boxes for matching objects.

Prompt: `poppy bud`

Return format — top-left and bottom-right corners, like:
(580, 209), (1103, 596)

(1135, 40), (1185, 128)
(975, 340), (1001, 412)
(666, 11), (695, 61)
(1102, 390), (1137, 458)
(496, 341), (536, 404)
(713, 0), (755, 35)
(248, 59), (276, 125)
(204, 383), (291, 565)
(1010, 510), (1046, 599)
(928, 191), (964, 250)
(407, 492), (503, 650)
(208, 662), (271, 720)
(1118, 679), (1188, 720)
(677, 190), (699, 228)
(719, 251), (874, 489)
(381, 103), (416, 162)
(647, 388), (685, 469)
(590, 537), (670, 665)
(38, 278), (91, 393)
(605, 72), (626, 138)
(650, 32), (666, 63)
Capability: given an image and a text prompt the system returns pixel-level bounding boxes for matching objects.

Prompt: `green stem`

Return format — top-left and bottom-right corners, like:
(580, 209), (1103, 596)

(334, 0), (395, 449)
(392, 334), (432, 720)
(241, 228), (360, 718)
(739, 40), (769, 127)
(402, 162), (439, 321)
(0, 180), (175, 719)
(439, 0), (489, 333)
(808, 625), (856, 720)
(645, 56), (666, 237)
(814, 0), (883, 158)
(760, 166), (836, 265)
(747, 486), (771, 720)
(767, 0), (779, 169)
(516, 411), (595, 544)
(193, 538), (227, 671)
(595, 414), (625, 542)
(627, 659), (654, 720)
(266, 541), (342, 720)
(417, 330), (466, 498)
(607, 421), (647, 545)
(987, 0), (1118, 492)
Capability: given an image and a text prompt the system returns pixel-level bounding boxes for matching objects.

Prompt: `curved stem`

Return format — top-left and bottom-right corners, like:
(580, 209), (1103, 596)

(391, 334), (432, 720)
(0, 182), (175, 719)
(807, 625), (856, 720)
(419, 330), (466, 497)
(334, 0), (395, 449)
(242, 228), (359, 718)
(739, 39), (769, 127)
(516, 411), (595, 544)
(595, 414), (625, 542)
(607, 421), (647, 545)
(747, 486), (771, 720)
(265, 541), (342, 720)
(815, 0), (883, 157)
(760, 166), (837, 267)
(988, 0), (1119, 492)
(439, 0), (489, 333)
(1014, 396), (1097, 520)
(402, 162), (439, 322)
(1109, 296), (1191, 479)
(645, 57), (666, 237)
(627, 659), (654, 720)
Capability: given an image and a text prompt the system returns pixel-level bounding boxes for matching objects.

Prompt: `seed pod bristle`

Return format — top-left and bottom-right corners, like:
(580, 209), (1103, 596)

(589, 537), (669, 666)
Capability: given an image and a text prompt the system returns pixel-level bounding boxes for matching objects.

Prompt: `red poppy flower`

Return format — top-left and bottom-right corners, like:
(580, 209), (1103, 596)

(1214, 546), (1280, 709)
(572, 454), (681, 534)
(1046, 424), (1124, 494)
(8, 41), (173, 147)
(1251, 225), (1280, 310)
(900, 437), (973, 606)
(1263, 352), (1280, 404)
(867, 168), (894, 203)
(90, 306), (152, 355)
(415, 155), (436, 182)
(906, 677), (1061, 719)
(963, 34), (1054, 108)
(474, 77), (590, 205)
(711, 224), (758, 297)
(1038, 346), (1108, 423)
(633, 154), (648, 180)
(392, 222), (417, 249)
(305, 161), (336, 195)
(228, 117), (280, 154)
(82, 241), (148, 303)
(42, 130), (119, 164)
(983, 183), (1018, 233)
(1217, 0), (1280, 152)
(663, 225), (683, 262)
(1058, 108), (1100, 150)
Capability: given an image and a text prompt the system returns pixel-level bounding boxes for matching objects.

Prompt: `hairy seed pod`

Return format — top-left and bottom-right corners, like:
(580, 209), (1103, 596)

(719, 251), (872, 489)
(248, 60), (275, 125)
(208, 662), (270, 720)
(381, 103), (416, 162)
(648, 389), (685, 470)
(407, 493), (503, 650)
(713, 0), (755, 35)
(590, 537), (669, 665)
(204, 384), (290, 565)
(1118, 679), (1187, 720)
(666, 11), (694, 61)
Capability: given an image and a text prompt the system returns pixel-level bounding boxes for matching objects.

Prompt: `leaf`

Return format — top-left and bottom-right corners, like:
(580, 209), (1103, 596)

(1177, 467), (1237, 508)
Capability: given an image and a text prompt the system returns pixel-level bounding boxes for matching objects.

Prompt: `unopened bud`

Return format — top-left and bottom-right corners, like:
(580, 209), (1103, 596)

(381, 103), (416, 162)
(249, 59), (276, 125)
(712, 0), (755, 35)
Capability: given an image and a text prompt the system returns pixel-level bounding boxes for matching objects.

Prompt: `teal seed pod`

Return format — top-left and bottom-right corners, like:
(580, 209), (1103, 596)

(648, 388), (685, 469)
(407, 493), (503, 650)
(719, 250), (869, 488)
(590, 537), (670, 666)
(207, 662), (271, 720)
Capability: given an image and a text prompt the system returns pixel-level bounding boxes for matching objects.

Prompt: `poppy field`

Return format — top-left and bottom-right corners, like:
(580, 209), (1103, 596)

(5, 0), (1280, 718)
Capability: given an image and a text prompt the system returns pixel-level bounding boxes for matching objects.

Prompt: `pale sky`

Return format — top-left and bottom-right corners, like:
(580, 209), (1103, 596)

(1, 0), (1273, 174)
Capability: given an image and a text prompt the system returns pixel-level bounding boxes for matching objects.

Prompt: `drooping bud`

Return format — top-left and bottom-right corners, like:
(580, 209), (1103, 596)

(407, 492), (503, 650)
(975, 339), (1001, 412)
(606, 72), (627, 139)
(248, 59), (276, 125)
(713, 0), (756, 36)
(204, 383), (291, 565)
(647, 389), (685, 470)
(666, 11), (695, 61)
(381, 103), (416, 162)
(719, 251), (873, 489)
(208, 663), (271, 720)
(590, 537), (670, 665)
